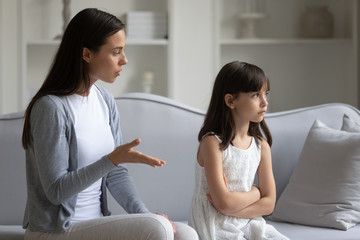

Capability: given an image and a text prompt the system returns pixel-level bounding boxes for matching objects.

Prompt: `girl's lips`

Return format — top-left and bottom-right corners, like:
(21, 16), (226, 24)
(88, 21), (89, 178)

(115, 71), (121, 77)
(259, 110), (267, 115)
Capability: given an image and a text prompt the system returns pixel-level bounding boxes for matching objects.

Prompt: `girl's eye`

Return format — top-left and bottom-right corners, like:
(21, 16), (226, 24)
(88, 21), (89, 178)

(252, 93), (259, 98)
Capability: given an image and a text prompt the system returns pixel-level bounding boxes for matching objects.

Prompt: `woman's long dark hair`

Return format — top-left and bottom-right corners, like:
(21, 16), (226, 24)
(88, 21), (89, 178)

(22, 8), (125, 149)
(199, 61), (272, 150)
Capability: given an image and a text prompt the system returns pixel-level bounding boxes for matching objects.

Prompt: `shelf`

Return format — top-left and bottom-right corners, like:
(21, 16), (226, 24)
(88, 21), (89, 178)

(27, 39), (168, 46)
(220, 38), (352, 45)
(126, 39), (168, 46)
(27, 40), (60, 46)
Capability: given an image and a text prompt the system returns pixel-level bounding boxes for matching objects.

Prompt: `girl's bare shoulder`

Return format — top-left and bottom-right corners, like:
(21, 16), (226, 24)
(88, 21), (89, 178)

(198, 135), (222, 166)
(260, 137), (270, 150)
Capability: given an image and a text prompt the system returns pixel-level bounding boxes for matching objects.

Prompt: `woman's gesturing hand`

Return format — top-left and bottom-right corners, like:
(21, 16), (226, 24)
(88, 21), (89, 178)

(107, 138), (166, 167)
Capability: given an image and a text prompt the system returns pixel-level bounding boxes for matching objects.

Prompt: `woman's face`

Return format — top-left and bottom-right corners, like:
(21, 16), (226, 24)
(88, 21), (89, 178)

(85, 29), (128, 84)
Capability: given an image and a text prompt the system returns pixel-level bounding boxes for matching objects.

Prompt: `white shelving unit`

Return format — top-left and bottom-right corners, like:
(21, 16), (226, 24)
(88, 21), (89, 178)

(214, 0), (358, 112)
(8, 0), (358, 114)
(220, 38), (352, 45)
(20, 0), (170, 109)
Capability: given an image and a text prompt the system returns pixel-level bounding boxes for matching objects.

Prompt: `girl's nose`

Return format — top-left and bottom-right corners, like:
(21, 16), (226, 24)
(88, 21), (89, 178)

(261, 95), (268, 106)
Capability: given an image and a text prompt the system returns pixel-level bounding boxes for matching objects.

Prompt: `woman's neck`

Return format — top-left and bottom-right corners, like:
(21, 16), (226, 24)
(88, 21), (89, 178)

(76, 79), (96, 96)
(76, 89), (91, 96)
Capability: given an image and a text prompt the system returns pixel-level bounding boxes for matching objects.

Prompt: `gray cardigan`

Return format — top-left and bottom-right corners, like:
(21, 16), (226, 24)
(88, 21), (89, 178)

(23, 85), (150, 232)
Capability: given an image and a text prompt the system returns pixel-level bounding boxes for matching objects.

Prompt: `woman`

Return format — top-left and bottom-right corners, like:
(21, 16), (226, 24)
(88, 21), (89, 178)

(22, 8), (198, 240)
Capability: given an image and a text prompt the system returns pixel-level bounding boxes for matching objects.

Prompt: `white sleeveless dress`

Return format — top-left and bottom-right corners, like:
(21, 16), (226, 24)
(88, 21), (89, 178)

(189, 135), (288, 240)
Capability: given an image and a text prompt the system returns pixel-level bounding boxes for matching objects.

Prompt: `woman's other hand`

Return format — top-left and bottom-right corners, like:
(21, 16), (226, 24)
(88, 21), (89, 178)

(107, 138), (166, 167)
(156, 213), (176, 234)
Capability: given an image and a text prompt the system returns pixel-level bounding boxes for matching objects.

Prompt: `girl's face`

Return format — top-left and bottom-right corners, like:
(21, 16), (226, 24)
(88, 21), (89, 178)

(84, 29), (128, 84)
(228, 85), (269, 123)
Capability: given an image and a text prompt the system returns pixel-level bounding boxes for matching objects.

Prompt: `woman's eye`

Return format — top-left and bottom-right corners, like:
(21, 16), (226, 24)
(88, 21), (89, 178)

(114, 51), (121, 56)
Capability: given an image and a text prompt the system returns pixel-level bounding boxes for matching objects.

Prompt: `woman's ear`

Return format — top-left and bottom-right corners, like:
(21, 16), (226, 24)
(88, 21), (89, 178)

(82, 47), (92, 63)
(224, 94), (235, 109)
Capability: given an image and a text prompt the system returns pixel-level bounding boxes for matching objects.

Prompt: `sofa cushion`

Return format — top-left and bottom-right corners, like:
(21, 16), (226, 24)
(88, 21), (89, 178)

(270, 119), (360, 230)
(341, 114), (360, 133)
(267, 221), (360, 240)
(0, 225), (25, 240)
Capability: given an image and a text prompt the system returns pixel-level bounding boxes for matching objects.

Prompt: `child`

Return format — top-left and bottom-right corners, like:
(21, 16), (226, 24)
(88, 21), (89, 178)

(189, 61), (288, 240)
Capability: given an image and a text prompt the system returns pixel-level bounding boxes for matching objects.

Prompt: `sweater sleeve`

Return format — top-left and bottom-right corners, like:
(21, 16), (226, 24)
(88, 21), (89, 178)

(29, 96), (117, 205)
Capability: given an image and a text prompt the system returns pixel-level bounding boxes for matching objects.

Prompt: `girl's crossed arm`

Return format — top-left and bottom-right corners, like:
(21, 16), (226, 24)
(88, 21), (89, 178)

(199, 135), (261, 215)
(226, 139), (277, 219)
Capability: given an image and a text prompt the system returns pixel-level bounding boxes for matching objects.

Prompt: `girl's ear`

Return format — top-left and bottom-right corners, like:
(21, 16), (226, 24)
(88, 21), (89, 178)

(82, 47), (92, 63)
(224, 94), (235, 109)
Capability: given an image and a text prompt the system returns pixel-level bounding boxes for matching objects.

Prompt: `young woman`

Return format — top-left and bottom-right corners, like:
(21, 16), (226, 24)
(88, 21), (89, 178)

(22, 8), (198, 240)
(189, 61), (288, 240)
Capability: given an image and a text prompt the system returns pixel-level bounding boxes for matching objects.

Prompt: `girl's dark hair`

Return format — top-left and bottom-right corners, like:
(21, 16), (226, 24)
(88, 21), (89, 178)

(198, 61), (272, 150)
(22, 8), (125, 149)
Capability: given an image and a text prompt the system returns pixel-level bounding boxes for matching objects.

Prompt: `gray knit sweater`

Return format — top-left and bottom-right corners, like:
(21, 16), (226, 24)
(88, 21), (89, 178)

(23, 85), (150, 232)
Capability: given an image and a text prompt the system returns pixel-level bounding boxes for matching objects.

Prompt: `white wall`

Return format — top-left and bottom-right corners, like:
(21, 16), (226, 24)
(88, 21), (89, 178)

(169, 0), (215, 110)
(0, 0), (359, 114)
(0, 0), (2, 114)
(0, 0), (21, 114)
(357, 2), (360, 108)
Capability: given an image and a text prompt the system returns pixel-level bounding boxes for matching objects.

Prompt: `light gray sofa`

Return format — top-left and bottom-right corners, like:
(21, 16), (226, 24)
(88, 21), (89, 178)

(1, 92), (360, 240)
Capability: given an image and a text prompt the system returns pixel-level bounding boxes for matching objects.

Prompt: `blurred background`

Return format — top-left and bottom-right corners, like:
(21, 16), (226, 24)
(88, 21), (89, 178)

(0, 0), (359, 114)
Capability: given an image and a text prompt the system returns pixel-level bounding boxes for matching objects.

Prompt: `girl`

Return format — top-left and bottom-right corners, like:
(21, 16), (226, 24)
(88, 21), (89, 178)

(22, 8), (198, 240)
(189, 61), (288, 240)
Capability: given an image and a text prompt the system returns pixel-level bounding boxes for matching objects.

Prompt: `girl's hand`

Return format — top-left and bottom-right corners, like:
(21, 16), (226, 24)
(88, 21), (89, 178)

(107, 138), (166, 167)
(223, 173), (228, 188)
(156, 213), (176, 234)
(251, 185), (261, 200)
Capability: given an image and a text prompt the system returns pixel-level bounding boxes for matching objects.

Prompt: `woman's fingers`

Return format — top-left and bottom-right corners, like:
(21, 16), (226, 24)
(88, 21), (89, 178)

(156, 213), (176, 234)
(136, 151), (166, 167)
(122, 138), (141, 150)
(108, 138), (166, 167)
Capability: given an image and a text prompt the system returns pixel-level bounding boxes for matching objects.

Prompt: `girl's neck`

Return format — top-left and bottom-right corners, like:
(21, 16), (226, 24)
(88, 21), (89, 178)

(234, 120), (250, 138)
(231, 121), (252, 149)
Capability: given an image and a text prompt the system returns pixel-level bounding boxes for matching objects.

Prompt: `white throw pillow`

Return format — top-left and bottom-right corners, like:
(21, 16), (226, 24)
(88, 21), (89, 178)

(341, 114), (360, 133)
(270, 119), (360, 230)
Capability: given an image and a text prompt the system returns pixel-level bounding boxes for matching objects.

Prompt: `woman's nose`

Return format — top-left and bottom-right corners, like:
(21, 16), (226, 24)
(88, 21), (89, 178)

(120, 53), (128, 66)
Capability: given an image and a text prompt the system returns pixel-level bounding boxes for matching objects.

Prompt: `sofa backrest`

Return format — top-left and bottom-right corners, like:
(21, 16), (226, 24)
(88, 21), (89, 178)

(0, 111), (26, 225)
(108, 93), (205, 221)
(1, 92), (360, 225)
(110, 93), (360, 221)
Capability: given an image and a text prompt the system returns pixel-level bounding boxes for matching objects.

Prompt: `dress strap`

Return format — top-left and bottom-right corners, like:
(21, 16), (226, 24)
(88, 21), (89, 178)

(201, 132), (221, 143)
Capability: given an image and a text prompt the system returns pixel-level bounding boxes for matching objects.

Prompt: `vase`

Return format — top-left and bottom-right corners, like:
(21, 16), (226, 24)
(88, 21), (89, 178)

(142, 70), (154, 94)
(300, 5), (334, 38)
(238, 12), (266, 38)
